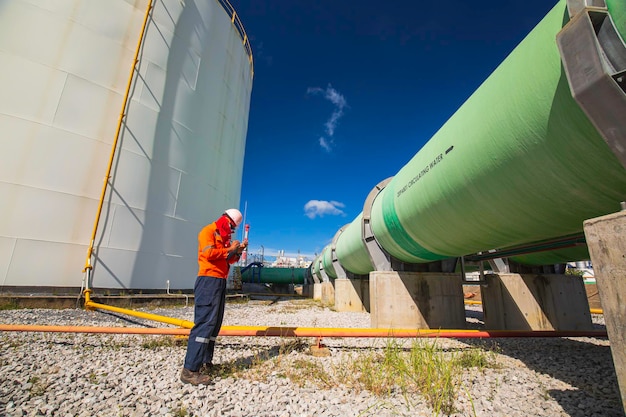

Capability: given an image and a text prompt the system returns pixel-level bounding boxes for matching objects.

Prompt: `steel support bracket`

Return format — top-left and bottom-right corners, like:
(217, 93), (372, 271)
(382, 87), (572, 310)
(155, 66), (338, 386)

(557, 3), (626, 169)
(361, 177), (393, 271)
(330, 225), (349, 279)
(318, 258), (330, 283)
(566, 0), (606, 18)
(488, 257), (509, 273)
(460, 257), (488, 284)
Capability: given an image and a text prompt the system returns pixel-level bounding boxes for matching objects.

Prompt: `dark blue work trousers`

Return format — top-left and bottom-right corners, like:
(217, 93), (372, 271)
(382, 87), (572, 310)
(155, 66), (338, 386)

(183, 275), (227, 371)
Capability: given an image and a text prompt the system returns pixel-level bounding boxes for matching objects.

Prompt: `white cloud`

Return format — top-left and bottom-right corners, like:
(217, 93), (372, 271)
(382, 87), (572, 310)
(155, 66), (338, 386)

(319, 137), (331, 152)
(304, 200), (346, 219)
(307, 84), (348, 151)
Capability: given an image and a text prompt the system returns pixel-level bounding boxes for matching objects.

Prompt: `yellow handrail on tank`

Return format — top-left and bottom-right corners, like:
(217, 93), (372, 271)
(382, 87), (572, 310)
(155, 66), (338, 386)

(216, 0), (254, 78)
(82, 0), (155, 275)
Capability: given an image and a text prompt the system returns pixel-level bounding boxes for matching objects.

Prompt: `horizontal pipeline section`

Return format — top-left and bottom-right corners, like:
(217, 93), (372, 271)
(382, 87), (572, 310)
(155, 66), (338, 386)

(315, 0), (626, 278)
(240, 267), (307, 284)
(0, 324), (608, 339)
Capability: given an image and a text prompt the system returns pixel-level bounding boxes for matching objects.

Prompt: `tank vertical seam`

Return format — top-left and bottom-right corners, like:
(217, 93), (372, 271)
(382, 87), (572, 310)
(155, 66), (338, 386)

(0, 238), (18, 289)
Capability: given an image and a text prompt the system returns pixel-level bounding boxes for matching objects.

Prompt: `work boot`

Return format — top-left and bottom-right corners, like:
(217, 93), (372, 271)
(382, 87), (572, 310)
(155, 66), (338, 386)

(199, 363), (214, 375)
(180, 368), (211, 385)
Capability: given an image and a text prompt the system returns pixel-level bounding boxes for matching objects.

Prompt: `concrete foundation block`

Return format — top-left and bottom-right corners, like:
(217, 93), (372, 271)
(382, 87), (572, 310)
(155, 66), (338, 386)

(321, 281), (335, 306)
(302, 284), (314, 298)
(313, 283), (322, 301)
(584, 210), (626, 411)
(481, 273), (592, 331)
(369, 271), (465, 329)
(334, 277), (370, 312)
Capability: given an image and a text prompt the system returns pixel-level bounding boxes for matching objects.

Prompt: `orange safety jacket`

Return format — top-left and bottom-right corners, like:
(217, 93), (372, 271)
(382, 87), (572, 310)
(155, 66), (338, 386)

(197, 222), (239, 278)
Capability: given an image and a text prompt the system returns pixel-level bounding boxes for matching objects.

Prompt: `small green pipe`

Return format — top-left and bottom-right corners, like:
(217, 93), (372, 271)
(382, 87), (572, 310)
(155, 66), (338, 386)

(240, 266), (307, 284)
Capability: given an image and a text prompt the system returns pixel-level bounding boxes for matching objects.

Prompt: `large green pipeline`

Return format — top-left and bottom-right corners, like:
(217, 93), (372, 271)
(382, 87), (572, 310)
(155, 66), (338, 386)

(240, 266), (306, 284)
(317, 0), (626, 278)
(608, 0), (626, 40)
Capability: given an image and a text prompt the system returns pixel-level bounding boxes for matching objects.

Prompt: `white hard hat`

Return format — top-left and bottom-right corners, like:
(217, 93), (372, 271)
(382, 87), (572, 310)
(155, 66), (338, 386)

(224, 208), (243, 226)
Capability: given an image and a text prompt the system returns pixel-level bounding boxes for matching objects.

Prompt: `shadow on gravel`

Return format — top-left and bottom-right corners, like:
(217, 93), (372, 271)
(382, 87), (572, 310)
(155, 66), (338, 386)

(464, 309), (485, 329)
(210, 339), (311, 378)
(96, 310), (159, 328)
(461, 311), (624, 416)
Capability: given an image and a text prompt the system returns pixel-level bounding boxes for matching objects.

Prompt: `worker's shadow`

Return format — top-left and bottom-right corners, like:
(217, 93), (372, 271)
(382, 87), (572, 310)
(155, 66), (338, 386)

(97, 311), (310, 374)
(209, 339), (311, 377)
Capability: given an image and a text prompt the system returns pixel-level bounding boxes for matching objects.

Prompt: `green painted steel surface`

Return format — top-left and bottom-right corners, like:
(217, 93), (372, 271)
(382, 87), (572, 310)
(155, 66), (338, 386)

(313, 255), (322, 280)
(509, 245), (590, 266)
(329, 0), (626, 274)
(321, 245), (336, 279)
(241, 267), (306, 284)
(311, 247), (330, 281)
(335, 214), (374, 275)
(374, 0), (625, 262)
(607, 0), (626, 41)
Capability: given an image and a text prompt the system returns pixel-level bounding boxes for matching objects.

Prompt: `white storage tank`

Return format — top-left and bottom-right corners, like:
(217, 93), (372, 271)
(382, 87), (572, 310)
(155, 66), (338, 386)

(0, 0), (253, 291)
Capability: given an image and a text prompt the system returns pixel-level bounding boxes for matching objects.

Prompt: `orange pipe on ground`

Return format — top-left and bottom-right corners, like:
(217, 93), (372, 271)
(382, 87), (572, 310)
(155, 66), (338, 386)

(0, 324), (608, 339)
(0, 325), (187, 335)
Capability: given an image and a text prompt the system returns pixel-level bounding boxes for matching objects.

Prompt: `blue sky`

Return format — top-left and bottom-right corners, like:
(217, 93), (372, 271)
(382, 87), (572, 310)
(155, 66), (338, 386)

(231, 0), (558, 261)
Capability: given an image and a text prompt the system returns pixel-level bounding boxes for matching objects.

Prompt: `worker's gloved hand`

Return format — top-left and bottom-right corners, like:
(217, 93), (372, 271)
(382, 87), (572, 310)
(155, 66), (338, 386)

(227, 240), (241, 260)
(236, 239), (248, 254)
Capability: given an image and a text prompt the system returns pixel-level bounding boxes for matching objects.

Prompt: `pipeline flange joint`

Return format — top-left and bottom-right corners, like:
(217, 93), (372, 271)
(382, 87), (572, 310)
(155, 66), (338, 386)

(318, 258), (330, 283)
(361, 177), (394, 271)
(330, 225), (350, 279)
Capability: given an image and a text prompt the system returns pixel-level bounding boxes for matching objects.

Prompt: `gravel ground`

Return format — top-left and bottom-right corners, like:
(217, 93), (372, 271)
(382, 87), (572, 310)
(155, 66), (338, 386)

(0, 298), (623, 417)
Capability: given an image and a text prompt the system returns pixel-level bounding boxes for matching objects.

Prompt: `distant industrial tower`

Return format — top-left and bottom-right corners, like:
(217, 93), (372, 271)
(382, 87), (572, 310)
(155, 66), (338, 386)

(0, 0), (254, 290)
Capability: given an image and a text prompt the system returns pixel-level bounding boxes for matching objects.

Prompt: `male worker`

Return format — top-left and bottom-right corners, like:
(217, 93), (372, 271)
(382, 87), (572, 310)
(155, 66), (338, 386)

(181, 208), (247, 385)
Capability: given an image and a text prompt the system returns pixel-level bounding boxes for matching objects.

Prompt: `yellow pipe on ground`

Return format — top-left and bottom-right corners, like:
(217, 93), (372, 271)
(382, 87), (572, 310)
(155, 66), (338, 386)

(83, 289), (194, 329)
(81, 289), (604, 335)
(464, 299), (603, 315)
(82, 289), (603, 333)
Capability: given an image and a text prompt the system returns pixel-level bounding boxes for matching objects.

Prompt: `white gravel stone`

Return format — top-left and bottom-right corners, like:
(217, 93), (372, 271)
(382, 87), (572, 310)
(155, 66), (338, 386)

(0, 301), (623, 416)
